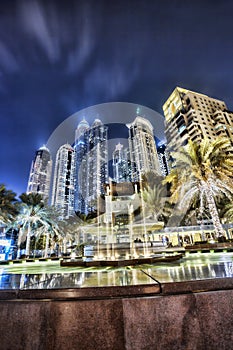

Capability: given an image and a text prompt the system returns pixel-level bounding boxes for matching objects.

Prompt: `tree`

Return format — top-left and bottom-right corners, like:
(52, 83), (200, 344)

(15, 204), (59, 257)
(19, 192), (44, 207)
(141, 184), (169, 221)
(222, 201), (233, 224)
(58, 214), (91, 253)
(163, 137), (233, 237)
(0, 184), (19, 224)
(141, 171), (164, 190)
(39, 222), (59, 258)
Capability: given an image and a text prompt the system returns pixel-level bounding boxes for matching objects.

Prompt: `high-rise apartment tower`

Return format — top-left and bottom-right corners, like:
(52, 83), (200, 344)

(51, 143), (74, 219)
(27, 146), (52, 202)
(127, 116), (161, 181)
(157, 144), (170, 176)
(163, 87), (233, 151)
(74, 118), (108, 214)
(112, 143), (131, 183)
(73, 118), (90, 214)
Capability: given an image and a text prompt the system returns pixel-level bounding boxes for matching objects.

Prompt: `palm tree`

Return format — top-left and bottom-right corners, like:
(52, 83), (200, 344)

(141, 184), (169, 221)
(15, 204), (59, 257)
(19, 192), (44, 207)
(222, 201), (233, 224)
(36, 220), (60, 258)
(0, 184), (19, 224)
(163, 137), (233, 237)
(57, 215), (89, 253)
(141, 171), (164, 190)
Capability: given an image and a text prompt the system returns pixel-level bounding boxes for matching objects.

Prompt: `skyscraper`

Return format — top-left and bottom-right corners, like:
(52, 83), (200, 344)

(74, 118), (108, 214)
(27, 146), (52, 201)
(163, 87), (233, 151)
(73, 118), (90, 214)
(87, 119), (108, 212)
(112, 143), (131, 183)
(127, 116), (161, 181)
(51, 143), (74, 219)
(157, 144), (170, 176)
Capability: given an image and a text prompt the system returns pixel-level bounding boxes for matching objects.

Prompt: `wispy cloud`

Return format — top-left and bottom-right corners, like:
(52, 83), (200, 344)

(19, 0), (60, 63)
(82, 27), (149, 100)
(84, 61), (139, 99)
(65, 3), (97, 74)
(17, 0), (98, 73)
(0, 41), (19, 72)
(0, 0), (152, 102)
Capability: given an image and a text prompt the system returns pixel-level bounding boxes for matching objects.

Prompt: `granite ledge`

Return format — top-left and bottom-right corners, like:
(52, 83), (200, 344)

(161, 277), (233, 295)
(0, 284), (160, 301)
(0, 277), (233, 301)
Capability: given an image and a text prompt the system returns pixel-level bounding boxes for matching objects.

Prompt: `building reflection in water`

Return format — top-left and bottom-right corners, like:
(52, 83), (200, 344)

(0, 253), (233, 290)
(0, 268), (154, 290)
(146, 254), (233, 283)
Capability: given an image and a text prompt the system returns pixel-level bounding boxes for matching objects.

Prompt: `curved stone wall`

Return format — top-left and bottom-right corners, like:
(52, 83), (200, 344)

(0, 279), (233, 350)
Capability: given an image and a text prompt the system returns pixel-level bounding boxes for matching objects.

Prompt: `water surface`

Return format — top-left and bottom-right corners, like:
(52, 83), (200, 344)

(0, 252), (232, 290)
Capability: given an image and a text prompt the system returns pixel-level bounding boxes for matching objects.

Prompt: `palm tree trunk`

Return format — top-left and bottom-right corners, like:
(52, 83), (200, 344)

(63, 237), (67, 254)
(25, 223), (31, 257)
(198, 196), (206, 241)
(17, 228), (22, 259)
(44, 231), (50, 258)
(204, 182), (225, 238)
(152, 212), (158, 222)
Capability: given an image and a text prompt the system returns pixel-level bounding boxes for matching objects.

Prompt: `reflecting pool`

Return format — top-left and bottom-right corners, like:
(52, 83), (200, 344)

(0, 252), (233, 290)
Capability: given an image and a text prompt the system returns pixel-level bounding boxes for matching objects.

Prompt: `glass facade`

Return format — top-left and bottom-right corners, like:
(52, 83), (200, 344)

(27, 146), (52, 202)
(51, 144), (74, 219)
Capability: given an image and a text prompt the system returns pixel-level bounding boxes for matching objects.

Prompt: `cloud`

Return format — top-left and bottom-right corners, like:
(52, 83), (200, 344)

(19, 0), (60, 63)
(0, 41), (19, 73)
(17, 0), (99, 73)
(84, 61), (139, 99)
(66, 24), (95, 74)
(65, 3), (97, 74)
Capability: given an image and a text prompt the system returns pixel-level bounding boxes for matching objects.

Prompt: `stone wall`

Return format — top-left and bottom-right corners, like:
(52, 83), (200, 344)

(0, 280), (233, 350)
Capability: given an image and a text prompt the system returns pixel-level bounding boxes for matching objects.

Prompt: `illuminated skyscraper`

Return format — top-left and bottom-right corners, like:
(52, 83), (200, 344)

(51, 143), (74, 219)
(73, 118), (90, 214)
(87, 119), (108, 212)
(112, 143), (131, 183)
(75, 118), (90, 142)
(157, 144), (170, 176)
(27, 146), (52, 202)
(74, 118), (108, 214)
(163, 87), (233, 151)
(127, 116), (161, 181)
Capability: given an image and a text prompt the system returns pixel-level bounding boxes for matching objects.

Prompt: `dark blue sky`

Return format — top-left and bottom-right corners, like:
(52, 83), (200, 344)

(1, 0), (233, 196)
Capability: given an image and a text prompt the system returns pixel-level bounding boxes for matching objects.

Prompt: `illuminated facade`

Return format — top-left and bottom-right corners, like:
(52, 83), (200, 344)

(28, 113), (169, 215)
(87, 119), (108, 212)
(127, 116), (161, 181)
(51, 143), (74, 219)
(27, 146), (52, 202)
(157, 144), (170, 176)
(73, 118), (90, 214)
(74, 118), (108, 214)
(112, 143), (131, 183)
(163, 87), (233, 151)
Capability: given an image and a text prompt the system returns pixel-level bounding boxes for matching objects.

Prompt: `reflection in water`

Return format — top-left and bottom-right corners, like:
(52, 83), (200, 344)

(0, 253), (233, 290)
(144, 253), (233, 283)
(0, 268), (155, 290)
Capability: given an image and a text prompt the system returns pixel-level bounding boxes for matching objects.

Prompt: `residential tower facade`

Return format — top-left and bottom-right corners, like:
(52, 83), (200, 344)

(163, 87), (233, 151)
(127, 116), (161, 181)
(73, 118), (108, 214)
(51, 143), (74, 219)
(27, 146), (52, 202)
(112, 143), (131, 183)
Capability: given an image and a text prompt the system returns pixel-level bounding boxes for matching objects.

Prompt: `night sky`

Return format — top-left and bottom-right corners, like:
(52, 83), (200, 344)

(1, 0), (233, 196)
